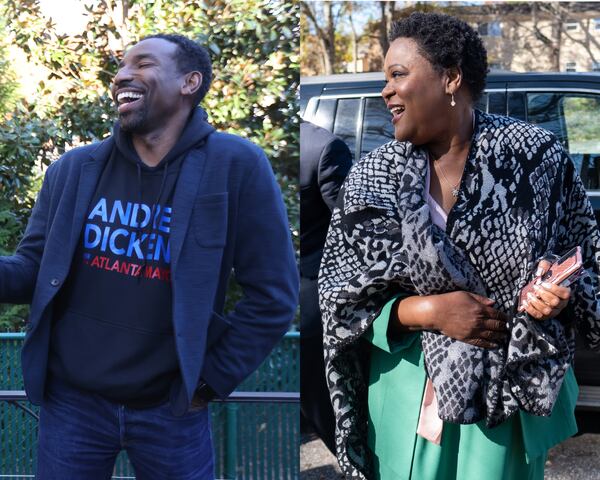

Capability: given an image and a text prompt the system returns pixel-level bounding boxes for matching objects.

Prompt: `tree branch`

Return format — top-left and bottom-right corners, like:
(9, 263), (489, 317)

(300, 1), (327, 43)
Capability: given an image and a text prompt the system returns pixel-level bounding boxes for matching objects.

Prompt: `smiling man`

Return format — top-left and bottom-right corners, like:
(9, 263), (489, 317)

(4, 34), (298, 479)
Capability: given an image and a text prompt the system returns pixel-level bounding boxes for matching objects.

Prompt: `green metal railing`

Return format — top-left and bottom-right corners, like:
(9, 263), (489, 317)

(0, 331), (299, 479)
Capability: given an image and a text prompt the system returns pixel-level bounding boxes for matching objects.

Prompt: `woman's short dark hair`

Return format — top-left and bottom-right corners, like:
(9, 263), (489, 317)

(142, 33), (213, 105)
(389, 12), (488, 102)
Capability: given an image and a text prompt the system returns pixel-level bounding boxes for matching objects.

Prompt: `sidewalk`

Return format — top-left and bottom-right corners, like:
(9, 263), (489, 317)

(301, 433), (600, 480)
(300, 434), (342, 480)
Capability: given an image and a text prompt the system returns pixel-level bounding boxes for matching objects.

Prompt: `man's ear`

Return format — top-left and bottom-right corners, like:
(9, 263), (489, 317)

(181, 71), (202, 98)
(444, 66), (463, 95)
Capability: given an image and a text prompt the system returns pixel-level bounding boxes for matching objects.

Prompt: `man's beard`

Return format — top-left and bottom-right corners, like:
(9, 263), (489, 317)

(119, 102), (151, 133)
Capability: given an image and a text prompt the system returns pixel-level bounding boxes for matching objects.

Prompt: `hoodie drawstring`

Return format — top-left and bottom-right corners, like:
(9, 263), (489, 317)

(136, 160), (170, 283)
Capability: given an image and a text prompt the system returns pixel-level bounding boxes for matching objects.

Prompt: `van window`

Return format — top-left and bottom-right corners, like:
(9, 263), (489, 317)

(527, 93), (566, 146)
(507, 92), (526, 121)
(361, 97), (395, 158)
(527, 93), (600, 190)
(311, 98), (336, 132)
(475, 92), (506, 116)
(562, 94), (600, 190)
(306, 88), (600, 191)
(474, 93), (487, 112)
(333, 98), (360, 162)
(488, 92), (506, 115)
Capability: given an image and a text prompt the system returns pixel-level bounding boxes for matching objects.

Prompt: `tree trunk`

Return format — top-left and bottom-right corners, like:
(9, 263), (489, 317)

(530, 3), (561, 71)
(379, 2), (389, 56)
(324, 2), (335, 74)
(378, 1), (396, 57)
(301, 1), (336, 75)
(555, 22), (562, 70)
(348, 3), (358, 73)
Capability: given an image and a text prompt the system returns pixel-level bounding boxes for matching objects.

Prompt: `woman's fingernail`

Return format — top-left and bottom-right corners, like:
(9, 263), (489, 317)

(536, 267), (543, 276)
(522, 301), (528, 309)
(533, 284), (540, 292)
(541, 282), (552, 289)
(527, 292), (535, 300)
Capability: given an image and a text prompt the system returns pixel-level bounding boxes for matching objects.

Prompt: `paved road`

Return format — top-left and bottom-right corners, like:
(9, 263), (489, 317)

(301, 433), (600, 479)
(300, 434), (342, 480)
(545, 433), (600, 480)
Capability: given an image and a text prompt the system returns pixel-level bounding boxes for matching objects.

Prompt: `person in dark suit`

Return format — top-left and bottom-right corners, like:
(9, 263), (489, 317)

(4, 34), (297, 479)
(300, 120), (352, 454)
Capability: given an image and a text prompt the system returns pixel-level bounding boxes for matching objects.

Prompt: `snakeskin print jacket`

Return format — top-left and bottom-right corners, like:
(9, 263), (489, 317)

(318, 111), (600, 479)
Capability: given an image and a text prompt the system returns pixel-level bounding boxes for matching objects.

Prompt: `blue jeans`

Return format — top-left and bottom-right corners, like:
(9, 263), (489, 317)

(36, 376), (214, 479)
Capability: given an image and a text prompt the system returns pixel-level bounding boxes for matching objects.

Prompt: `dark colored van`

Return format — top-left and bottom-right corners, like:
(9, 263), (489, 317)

(301, 71), (600, 429)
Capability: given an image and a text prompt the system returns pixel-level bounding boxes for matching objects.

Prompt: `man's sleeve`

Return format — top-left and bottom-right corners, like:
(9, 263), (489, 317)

(0, 166), (52, 303)
(318, 137), (353, 212)
(200, 150), (299, 397)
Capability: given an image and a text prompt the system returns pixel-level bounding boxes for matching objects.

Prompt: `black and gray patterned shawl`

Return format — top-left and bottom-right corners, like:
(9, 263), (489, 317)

(318, 111), (600, 479)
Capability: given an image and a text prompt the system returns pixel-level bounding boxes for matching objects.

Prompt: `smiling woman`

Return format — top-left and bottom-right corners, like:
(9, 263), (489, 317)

(317, 11), (600, 480)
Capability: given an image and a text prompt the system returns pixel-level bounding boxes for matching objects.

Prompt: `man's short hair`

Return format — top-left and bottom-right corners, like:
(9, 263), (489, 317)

(142, 33), (213, 105)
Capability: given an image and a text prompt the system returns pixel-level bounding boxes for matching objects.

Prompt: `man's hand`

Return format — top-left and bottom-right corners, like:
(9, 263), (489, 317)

(393, 291), (509, 349)
(522, 259), (571, 321)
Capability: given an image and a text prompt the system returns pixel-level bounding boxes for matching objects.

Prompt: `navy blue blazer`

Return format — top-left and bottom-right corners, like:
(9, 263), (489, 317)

(4, 130), (298, 415)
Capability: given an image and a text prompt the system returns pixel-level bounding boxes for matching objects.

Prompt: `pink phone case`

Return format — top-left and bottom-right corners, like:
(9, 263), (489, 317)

(517, 246), (583, 312)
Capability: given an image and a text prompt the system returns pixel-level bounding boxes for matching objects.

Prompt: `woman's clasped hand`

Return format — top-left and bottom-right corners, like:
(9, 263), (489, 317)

(427, 292), (509, 349)
(522, 259), (572, 321)
(394, 256), (575, 350)
(393, 291), (507, 349)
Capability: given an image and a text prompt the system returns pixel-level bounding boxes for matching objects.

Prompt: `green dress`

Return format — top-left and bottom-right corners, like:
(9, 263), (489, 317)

(365, 298), (579, 480)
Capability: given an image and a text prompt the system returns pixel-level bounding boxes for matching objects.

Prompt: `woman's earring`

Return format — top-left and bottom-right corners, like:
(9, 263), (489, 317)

(450, 93), (456, 107)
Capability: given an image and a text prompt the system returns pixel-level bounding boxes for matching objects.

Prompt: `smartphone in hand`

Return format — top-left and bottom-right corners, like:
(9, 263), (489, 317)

(517, 246), (583, 312)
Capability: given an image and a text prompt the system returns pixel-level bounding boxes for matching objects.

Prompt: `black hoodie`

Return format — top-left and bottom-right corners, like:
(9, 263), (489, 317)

(49, 108), (215, 408)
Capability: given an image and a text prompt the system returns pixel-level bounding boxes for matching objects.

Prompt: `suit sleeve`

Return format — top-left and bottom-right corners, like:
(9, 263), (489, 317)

(318, 138), (352, 212)
(200, 150), (299, 397)
(0, 166), (52, 304)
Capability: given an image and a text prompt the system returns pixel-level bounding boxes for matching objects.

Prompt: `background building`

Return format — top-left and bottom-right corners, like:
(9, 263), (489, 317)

(301, 1), (600, 75)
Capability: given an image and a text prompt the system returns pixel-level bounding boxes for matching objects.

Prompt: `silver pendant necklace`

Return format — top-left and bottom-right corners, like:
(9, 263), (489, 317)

(433, 111), (475, 198)
(435, 162), (461, 197)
